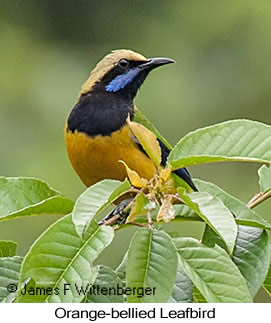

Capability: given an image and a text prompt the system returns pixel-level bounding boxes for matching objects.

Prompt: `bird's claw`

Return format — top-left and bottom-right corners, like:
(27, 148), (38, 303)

(98, 197), (133, 226)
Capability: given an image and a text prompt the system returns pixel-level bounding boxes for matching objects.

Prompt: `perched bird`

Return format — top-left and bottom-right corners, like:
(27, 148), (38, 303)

(65, 50), (197, 219)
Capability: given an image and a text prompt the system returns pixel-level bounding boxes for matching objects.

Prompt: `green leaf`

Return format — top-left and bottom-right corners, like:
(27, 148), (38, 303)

(258, 165), (271, 193)
(168, 267), (193, 303)
(178, 188), (237, 254)
(168, 120), (271, 169)
(0, 256), (23, 302)
(202, 225), (227, 251)
(172, 173), (194, 193)
(72, 179), (130, 237)
(232, 226), (271, 298)
(126, 228), (178, 303)
(174, 237), (253, 303)
(263, 262), (271, 296)
(0, 177), (74, 221)
(174, 205), (201, 221)
(118, 205), (201, 227)
(202, 224), (271, 298)
(195, 179), (271, 230)
(18, 214), (114, 302)
(128, 192), (155, 221)
(115, 252), (128, 282)
(0, 241), (17, 257)
(87, 265), (125, 303)
(193, 286), (207, 303)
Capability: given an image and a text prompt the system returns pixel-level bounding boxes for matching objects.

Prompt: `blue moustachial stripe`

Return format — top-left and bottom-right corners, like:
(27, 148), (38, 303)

(105, 68), (140, 92)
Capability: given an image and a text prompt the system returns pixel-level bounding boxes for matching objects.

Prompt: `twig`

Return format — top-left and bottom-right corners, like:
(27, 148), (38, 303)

(114, 221), (149, 231)
(126, 221), (148, 228)
(246, 191), (271, 209)
(147, 211), (153, 229)
(164, 194), (184, 203)
(128, 188), (141, 194)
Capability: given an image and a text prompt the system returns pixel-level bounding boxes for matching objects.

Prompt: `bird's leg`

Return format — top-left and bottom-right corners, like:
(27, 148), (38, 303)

(98, 197), (133, 226)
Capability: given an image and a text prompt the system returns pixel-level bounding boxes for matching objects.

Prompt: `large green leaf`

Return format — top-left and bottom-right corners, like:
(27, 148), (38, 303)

(263, 262), (271, 296)
(202, 225), (227, 251)
(178, 188), (237, 254)
(168, 120), (271, 169)
(133, 204), (201, 225)
(174, 205), (201, 221)
(174, 237), (253, 303)
(115, 252), (128, 282)
(87, 265), (125, 303)
(195, 179), (271, 230)
(18, 214), (114, 302)
(202, 224), (271, 298)
(126, 228), (178, 303)
(0, 177), (74, 221)
(258, 165), (271, 193)
(0, 256), (23, 302)
(72, 179), (130, 237)
(168, 267), (193, 303)
(232, 226), (271, 297)
(0, 241), (17, 257)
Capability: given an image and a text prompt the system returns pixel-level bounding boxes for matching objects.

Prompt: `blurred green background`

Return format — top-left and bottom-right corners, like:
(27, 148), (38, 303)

(0, 0), (270, 301)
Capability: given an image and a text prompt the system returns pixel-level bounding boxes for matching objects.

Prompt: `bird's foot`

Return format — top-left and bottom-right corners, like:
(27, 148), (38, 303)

(98, 197), (133, 226)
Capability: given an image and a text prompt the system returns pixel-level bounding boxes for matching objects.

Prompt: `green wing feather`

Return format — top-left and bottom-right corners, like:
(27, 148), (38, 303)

(133, 107), (194, 192)
(133, 107), (172, 150)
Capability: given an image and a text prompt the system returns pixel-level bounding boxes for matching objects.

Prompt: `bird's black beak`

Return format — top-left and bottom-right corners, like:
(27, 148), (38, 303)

(139, 57), (175, 71)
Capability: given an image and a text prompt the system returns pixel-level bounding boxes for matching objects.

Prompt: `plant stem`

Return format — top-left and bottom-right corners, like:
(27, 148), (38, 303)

(128, 188), (141, 194)
(126, 221), (148, 228)
(164, 194), (184, 203)
(147, 211), (153, 229)
(247, 191), (271, 209)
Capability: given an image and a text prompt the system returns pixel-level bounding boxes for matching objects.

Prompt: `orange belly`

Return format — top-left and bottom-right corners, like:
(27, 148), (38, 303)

(65, 124), (156, 187)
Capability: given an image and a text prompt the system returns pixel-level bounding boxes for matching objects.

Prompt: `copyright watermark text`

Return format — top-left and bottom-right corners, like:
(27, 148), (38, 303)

(6, 283), (156, 298)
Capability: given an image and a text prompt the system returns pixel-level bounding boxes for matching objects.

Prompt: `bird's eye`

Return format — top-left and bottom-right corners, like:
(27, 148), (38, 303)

(118, 59), (129, 69)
